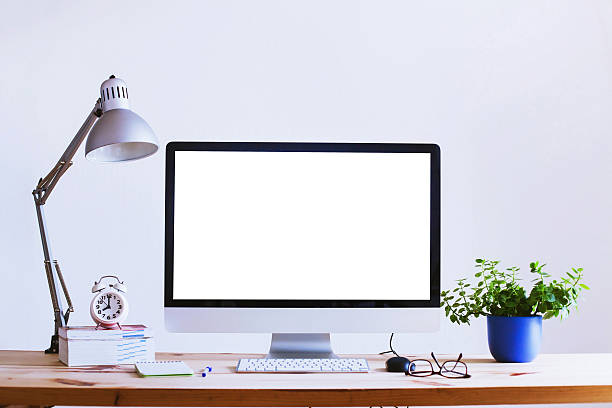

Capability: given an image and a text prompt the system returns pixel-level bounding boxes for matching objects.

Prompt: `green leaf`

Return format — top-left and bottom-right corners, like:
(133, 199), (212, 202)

(579, 283), (590, 290)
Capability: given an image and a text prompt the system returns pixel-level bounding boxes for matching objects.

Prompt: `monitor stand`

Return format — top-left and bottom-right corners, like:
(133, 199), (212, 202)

(265, 333), (338, 359)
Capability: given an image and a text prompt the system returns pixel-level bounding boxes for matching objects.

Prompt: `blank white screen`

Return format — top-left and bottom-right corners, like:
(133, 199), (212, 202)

(173, 151), (430, 300)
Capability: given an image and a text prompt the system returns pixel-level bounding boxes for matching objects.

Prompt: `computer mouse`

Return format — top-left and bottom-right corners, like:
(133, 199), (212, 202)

(385, 356), (411, 372)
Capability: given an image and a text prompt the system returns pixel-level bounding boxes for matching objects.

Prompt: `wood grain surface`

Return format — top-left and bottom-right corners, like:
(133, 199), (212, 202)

(1, 351), (611, 406)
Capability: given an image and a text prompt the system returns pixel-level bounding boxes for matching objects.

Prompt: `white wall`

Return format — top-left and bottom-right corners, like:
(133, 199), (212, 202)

(1, 1), (611, 406)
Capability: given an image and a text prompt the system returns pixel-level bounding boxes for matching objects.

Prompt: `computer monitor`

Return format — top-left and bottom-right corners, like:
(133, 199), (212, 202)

(165, 142), (440, 357)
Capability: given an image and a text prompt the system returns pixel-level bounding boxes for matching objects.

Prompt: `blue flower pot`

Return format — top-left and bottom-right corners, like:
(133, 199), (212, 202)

(487, 315), (542, 363)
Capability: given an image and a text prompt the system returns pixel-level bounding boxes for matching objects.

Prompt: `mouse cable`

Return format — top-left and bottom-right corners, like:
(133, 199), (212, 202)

(378, 332), (401, 357)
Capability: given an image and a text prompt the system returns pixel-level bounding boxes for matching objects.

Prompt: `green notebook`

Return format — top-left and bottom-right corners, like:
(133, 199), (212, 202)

(135, 360), (194, 377)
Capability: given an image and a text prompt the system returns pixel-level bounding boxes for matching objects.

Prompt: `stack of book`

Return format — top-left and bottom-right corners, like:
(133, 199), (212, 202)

(59, 325), (155, 366)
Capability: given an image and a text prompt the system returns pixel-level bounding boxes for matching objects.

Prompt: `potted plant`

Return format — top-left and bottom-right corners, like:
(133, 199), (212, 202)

(441, 259), (589, 363)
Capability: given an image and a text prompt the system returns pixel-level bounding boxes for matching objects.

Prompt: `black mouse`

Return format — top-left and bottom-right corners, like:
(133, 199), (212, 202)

(385, 356), (412, 372)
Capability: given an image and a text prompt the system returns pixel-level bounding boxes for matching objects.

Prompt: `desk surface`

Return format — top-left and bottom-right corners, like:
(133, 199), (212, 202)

(1, 351), (611, 406)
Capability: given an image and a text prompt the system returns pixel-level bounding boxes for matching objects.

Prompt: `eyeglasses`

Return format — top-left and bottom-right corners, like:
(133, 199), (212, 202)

(405, 352), (471, 379)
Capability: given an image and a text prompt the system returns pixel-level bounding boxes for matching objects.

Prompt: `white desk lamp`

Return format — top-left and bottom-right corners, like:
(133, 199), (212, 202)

(33, 75), (158, 353)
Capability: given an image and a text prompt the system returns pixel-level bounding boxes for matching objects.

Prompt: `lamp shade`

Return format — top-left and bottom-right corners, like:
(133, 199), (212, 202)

(85, 76), (158, 162)
(85, 109), (158, 162)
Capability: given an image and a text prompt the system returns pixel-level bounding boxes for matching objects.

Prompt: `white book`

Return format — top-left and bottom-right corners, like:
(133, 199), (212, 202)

(59, 325), (155, 366)
(59, 325), (153, 340)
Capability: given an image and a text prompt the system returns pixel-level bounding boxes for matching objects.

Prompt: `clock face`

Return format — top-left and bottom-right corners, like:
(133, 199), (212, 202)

(91, 291), (127, 324)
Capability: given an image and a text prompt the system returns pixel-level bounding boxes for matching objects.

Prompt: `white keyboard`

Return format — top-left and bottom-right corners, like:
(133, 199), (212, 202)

(237, 358), (369, 373)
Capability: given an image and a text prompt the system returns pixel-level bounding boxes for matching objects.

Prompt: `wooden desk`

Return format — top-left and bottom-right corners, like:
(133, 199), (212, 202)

(1, 351), (611, 406)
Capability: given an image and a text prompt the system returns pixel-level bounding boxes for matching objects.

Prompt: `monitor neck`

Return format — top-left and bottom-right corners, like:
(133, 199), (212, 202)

(266, 333), (338, 359)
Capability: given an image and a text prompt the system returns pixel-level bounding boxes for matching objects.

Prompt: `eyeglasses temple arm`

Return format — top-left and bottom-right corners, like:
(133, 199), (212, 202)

(431, 352), (442, 369)
(448, 353), (464, 370)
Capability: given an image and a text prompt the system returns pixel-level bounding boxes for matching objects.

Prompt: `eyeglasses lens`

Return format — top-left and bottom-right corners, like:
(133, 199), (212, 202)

(408, 360), (434, 376)
(441, 361), (468, 378)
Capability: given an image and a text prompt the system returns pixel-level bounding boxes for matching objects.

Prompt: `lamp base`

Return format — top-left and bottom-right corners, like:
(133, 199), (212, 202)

(45, 334), (59, 354)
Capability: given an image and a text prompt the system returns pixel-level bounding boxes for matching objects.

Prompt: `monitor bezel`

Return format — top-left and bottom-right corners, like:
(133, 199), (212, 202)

(165, 142), (440, 308)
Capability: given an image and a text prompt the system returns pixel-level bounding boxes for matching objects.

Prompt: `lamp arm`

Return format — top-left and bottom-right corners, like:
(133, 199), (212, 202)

(32, 99), (102, 354)
(36, 100), (103, 205)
